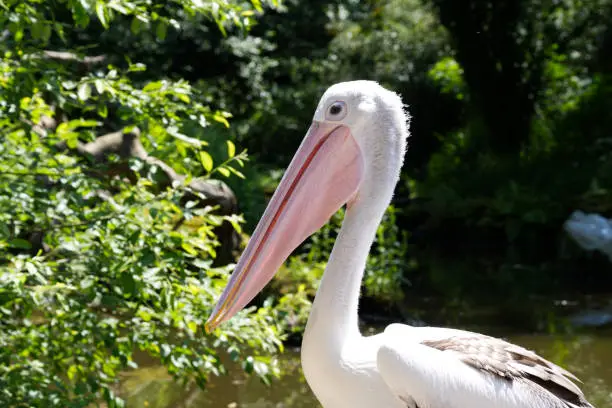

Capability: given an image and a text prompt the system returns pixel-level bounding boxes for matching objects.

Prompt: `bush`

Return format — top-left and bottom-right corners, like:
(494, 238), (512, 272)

(0, 1), (291, 406)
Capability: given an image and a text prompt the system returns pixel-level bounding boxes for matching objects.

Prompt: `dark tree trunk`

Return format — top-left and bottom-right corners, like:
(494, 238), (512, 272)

(432, 0), (544, 154)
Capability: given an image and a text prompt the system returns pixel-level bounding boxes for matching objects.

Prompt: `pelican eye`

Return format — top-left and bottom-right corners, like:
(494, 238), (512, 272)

(326, 101), (347, 120)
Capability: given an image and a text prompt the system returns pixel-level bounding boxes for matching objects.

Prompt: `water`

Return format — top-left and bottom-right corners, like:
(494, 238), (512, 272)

(120, 328), (612, 407)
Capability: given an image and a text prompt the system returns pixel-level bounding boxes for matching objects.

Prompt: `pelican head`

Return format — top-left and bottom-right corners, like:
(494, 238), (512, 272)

(206, 81), (410, 331)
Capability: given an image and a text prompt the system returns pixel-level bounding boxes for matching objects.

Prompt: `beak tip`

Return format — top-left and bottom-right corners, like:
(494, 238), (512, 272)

(205, 311), (224, 334)
(204, 320), (215, 334)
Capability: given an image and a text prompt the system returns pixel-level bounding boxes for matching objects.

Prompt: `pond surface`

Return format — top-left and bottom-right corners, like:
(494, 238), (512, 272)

(121, 325), (612, 408)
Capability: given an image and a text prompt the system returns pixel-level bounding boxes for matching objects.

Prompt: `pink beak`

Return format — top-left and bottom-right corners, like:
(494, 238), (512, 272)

(205, 121), (364, 332)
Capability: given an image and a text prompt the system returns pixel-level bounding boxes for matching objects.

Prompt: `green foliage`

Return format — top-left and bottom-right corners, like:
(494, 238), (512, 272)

(428, 57), (466, 100)
(305, 206), (409, 304)
(2, 0), (612, 404)
(1, 0), (271, 39)
(197, 0), (612, 312)
(0, 0), (291, 406)
(328, 0), (449, 85)
(409, 0), (612, 296)
(364, 206), (411, 303)
(0, 120), (284, 407)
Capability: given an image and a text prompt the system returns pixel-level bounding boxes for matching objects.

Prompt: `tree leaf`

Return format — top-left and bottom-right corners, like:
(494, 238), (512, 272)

(213, 113), (230, 128)
(143, 81), (163, 92)
(226, 140), (236, 158)
(181, 242), (198, 256)
(77, 83), (91, 101)
(94, 79), (106, 94)
(96, 1), (109, 28)
(199, 151), (213, 172)
(250, 0), (263, 12)
(227, 166), (245, 179)
(176, 93), (190, 103)
(98, 104), (108, 118)
(156, 21), (167, 41)
(68, 119), (100, 128)
(9, 238), (31, 249)
(130, 17), (142, 34)
(72, 1), (90, 28)
(67, 365), (78, 381)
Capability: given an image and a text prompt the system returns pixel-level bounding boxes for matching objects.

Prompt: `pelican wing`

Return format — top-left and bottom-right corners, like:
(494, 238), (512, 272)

(421, 335), (591, 408)
(377, 325), (594, 408)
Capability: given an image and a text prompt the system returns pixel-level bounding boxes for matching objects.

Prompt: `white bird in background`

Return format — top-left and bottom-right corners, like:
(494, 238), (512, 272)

(206, 81), (594, 408)
(565, 210), (612, 261)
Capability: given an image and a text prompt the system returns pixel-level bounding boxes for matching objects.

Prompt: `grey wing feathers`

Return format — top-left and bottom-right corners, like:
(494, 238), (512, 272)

(422, 335), (594, 408)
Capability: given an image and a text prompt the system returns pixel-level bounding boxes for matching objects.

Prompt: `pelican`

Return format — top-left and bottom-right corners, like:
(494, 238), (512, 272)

(565, 210), (612, 261)
(206, 81), (594, 408)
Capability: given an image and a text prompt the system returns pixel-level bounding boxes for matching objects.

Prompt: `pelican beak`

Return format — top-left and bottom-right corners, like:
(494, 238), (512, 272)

(205, 121), (364, 332)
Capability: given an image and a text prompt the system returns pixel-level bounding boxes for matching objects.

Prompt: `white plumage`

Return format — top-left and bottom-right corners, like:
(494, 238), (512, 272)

(208, 81), (594, 408)
(565, 210), (612, 260)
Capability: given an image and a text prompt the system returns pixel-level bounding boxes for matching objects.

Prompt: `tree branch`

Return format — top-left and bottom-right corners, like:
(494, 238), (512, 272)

(59, 127), (240, 264)
(39, 50), (106, 65)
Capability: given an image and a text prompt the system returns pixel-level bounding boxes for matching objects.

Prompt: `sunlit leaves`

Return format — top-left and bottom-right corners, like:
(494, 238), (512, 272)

(55, 119), (101, 147)
(428, 57), (466, 100)
(31, 69), (235, 174)
(96, 1), (110, 29)
(142, 80), (163, 93)
(213, 149), (248, 179)
(213, 111), (232, 128)
(0, 0), (286, 406)
(0, 161), (283, 406)
(0, 0), (282, 47)
(199, 151), (214, 172)
(227, 140), (236, 158)
(77, 82), (91, 101)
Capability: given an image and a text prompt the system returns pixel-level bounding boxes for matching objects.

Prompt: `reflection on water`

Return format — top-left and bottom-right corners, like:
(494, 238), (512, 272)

(121, 329), (612, 408)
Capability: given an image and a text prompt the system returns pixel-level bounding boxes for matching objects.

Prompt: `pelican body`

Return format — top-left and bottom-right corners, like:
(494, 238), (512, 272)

(206, 81), (594, 408)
